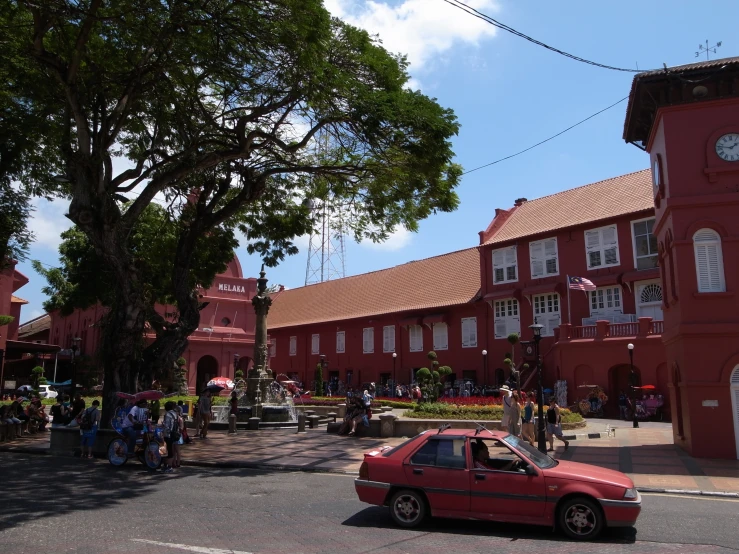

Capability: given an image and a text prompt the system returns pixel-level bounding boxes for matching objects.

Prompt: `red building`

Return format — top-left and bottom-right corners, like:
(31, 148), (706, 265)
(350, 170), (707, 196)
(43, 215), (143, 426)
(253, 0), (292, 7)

(268, 169), (667, 413)
(623, 56), (739, 459)
(47, 257), (258, 393)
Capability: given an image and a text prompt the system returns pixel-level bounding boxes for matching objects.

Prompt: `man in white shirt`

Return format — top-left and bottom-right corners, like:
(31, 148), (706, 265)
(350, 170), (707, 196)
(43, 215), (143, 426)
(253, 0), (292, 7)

(121, 399), (148, 455)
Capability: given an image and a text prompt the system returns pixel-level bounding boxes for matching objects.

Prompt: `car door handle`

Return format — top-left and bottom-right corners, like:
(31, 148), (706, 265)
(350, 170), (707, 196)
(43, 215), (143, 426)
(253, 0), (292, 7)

(474, 473), (486, 480)
(413, 468), (424, 475)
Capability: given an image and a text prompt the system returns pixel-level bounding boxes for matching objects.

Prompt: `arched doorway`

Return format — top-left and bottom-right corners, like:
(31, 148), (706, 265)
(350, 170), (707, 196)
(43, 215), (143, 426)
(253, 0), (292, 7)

(609, 364), (641, 418)
(196, 355), (219, 394)
(731, 365), (739, 459)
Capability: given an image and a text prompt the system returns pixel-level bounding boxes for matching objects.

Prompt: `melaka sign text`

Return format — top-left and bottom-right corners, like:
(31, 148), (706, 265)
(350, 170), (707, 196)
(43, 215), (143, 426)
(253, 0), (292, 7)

(218, 283), (246, 294)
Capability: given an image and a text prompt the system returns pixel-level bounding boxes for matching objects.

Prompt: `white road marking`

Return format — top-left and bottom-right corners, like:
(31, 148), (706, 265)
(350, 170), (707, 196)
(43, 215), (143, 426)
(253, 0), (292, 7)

(131, 539), (253, 554)
(641, 492), (739, 503)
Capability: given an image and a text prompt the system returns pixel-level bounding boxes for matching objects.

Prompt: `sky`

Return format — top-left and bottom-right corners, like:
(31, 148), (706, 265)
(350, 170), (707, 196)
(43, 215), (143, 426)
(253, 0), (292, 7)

(15, 0), (737, 323)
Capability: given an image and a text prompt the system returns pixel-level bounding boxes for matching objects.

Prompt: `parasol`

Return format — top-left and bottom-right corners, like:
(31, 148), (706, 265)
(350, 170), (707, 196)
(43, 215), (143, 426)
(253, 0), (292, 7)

(115, 390), (165, 402)
(207, 377), (235, 390)
(201, 384), (224, 394)
(633, 384), (656, 390)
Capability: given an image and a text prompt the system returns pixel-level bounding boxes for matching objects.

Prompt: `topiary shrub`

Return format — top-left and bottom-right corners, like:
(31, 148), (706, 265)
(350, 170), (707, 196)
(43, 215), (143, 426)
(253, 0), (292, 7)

(314, 362), (324, 397)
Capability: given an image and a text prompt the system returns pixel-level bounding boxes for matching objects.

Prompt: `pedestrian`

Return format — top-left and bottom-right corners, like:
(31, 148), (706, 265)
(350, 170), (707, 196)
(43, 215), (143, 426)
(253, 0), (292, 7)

(162, 401), (180, 473)
(508, 391), (521, 436)
(198, 390), (212, 439)
(177, 400), (192, 444)
(546, 398), (570, 452)
(618, 390), (629, 420)
(50, 396), (70, 427)
(79, 400), (101, 459)
(521, 392), (536, 446)
(67, 394), (86, 428)
(500, 385), (512, 430)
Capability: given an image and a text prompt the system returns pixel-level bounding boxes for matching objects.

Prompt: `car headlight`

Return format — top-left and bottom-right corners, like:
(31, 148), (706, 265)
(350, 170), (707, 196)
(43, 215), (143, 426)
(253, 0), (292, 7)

(623, 488), (638, 499)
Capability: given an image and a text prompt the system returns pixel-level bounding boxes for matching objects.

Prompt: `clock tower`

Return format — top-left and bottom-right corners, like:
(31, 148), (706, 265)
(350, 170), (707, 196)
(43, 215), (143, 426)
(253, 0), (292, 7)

(624, 57), (739, 459)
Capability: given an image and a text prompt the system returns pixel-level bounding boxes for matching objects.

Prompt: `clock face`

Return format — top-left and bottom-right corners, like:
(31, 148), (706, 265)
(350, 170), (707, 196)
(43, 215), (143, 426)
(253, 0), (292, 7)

(716, 133), (739, 162)
(652, 157), (661, 193)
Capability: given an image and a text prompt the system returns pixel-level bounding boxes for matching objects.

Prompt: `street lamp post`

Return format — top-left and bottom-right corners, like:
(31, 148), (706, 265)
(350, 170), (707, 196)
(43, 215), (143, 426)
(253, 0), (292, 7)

(71, 337), (82, 393)
(233, 353), (240, 375)
(529, 321), (546, 453)
(392, 352), (397, 396)
(628, 343), (639, 429)
(482, 350), (488, 391)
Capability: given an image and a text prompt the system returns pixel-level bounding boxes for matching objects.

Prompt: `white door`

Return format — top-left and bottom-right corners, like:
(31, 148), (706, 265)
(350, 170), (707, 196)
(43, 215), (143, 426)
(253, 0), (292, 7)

(732, 366), (739, 460)
(637, 281), (663, 321)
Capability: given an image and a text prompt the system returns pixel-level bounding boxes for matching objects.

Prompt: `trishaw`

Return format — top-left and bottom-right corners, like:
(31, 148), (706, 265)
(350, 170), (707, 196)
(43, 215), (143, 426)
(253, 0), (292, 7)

(576, 384), (608, 417)
(630, 385), (665, 421)
(107, 390), (166, 469)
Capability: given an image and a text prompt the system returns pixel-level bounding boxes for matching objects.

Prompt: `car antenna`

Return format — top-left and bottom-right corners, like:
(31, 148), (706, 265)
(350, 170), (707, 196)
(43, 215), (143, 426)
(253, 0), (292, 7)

(473, 420), (495, 437)
(437, 423), (452, 434)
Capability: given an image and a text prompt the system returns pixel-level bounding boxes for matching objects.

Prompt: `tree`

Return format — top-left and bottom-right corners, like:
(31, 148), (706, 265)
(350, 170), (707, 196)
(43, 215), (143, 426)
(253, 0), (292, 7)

(173, 357), (189, 396)
(0, 315), (15, 327)
(8, 1), (461, 424)
(30, 365), (46, 394)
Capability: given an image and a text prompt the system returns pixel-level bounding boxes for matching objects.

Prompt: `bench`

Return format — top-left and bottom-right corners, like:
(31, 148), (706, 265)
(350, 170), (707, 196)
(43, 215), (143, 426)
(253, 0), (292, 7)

(306, 415), (321, 429)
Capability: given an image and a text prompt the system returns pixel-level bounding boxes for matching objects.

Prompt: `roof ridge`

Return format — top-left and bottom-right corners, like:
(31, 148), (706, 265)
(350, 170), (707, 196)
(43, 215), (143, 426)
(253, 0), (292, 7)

(294, 245), (480, 290)
(517, 168), (650, 207)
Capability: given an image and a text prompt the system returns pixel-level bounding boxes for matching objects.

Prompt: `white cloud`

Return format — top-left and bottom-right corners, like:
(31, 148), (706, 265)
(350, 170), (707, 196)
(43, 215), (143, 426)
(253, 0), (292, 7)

(28, 197), (73, 253)
(359, 226), (412, 251)
(325, 0), (498, 71)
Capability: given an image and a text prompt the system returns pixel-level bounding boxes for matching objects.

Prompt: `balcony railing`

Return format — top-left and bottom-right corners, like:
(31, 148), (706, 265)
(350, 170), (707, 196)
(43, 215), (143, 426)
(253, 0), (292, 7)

(556, 317), (663, 341)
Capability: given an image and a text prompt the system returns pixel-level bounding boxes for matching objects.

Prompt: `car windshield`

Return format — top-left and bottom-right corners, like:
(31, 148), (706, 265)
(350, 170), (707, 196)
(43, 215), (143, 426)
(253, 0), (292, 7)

(382, 433), (426, 457)
(503, 435), (558, 469)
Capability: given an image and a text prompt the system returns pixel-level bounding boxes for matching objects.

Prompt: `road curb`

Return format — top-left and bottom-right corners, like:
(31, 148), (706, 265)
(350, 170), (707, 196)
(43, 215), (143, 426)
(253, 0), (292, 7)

(181, 459), (359, 475)
(561, 432), (610, 441)
(636, 487), (739, 498)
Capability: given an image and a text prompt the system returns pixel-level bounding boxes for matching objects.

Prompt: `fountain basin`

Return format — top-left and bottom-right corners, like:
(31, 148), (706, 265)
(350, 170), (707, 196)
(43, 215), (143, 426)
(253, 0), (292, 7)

(212, 404), (294, 423)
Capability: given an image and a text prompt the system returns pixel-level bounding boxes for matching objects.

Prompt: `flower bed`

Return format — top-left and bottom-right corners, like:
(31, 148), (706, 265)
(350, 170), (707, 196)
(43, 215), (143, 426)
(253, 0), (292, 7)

(303, 397), (413, 409)
(404, 402), (583, 423)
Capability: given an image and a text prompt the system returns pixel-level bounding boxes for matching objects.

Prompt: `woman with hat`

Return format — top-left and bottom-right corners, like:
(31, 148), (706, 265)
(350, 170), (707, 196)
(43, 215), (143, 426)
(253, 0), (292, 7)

(500, 385), (512, 430)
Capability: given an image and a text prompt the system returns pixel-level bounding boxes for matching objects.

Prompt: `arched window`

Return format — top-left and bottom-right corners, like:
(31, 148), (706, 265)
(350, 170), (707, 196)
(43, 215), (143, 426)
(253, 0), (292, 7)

(693, 229), (725, 292)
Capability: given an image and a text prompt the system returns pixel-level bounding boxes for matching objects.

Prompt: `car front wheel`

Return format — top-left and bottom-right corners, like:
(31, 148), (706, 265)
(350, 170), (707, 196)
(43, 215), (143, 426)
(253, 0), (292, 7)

(558, 496), (603, 540)
(389, 489), (426, 528)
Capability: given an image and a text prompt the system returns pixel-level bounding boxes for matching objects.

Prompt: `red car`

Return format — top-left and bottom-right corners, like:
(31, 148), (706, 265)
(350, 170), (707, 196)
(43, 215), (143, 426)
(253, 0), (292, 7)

(355, 428), (641, 540)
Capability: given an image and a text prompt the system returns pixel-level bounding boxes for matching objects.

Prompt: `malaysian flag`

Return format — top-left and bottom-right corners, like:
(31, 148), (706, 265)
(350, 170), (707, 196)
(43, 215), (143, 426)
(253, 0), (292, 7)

(568, 276), (596, 291)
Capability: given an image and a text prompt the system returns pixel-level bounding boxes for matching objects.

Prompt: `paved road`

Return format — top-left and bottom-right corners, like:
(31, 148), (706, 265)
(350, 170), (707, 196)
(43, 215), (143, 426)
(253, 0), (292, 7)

(1, 453), (737, 554)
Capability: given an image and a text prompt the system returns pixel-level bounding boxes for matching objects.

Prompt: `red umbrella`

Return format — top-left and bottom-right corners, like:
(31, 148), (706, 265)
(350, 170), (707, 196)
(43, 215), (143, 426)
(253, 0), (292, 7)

(634, 384), (656, 390)
(207, 377), (235, 390)
(115, 392), (135, 400)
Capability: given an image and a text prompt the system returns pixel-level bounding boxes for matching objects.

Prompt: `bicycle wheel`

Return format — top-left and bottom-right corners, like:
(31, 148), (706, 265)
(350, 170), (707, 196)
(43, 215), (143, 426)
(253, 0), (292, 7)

(108, 438), (128, 466)
(144, 442), (162, 470)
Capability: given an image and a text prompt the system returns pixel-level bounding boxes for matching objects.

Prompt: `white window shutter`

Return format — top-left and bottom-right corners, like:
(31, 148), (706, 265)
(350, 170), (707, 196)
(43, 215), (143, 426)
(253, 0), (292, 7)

(494, 319), (507, 339)
(544, 238), (558, 275)
(464, 317), (477, 347)
(509, 316), (521, 336)
(433, 323), (448, 350)
(586, 230), (601, 250)
(289, 336), (297, 356)
(505, 247), (516, 265)
(530, 241), (544, 278)
(707, 244), (722, 291)
(548, 314), (561, 337)
(311, 334), (319, 354)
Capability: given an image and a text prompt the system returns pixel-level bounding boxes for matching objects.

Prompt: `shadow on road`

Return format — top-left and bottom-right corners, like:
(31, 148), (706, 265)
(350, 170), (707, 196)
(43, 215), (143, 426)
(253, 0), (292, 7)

(342, 506), (637, 544)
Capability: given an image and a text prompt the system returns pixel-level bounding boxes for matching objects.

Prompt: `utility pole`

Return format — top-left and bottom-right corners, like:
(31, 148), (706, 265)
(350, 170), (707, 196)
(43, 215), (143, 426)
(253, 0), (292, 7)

(695, 40), (722, 61)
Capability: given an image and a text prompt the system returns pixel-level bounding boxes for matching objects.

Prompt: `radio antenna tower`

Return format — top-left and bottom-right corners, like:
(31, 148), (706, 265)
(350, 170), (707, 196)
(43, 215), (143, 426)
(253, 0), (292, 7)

(304, 198), (347, 285)
(304, 131), (347, 285)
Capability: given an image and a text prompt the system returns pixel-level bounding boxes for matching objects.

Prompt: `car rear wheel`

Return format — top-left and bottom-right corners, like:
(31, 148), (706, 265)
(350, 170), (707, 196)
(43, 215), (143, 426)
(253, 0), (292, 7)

(389, 489), (426, 528)
(558, 496), (603, 540)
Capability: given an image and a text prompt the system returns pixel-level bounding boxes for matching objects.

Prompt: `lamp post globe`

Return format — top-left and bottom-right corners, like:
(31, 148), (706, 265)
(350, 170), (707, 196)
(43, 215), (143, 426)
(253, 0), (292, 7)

(392, 352), (397, 393)
(481, 350), (488, 389)
(529, 321), (546, 453)
(627, 343), (639, 428)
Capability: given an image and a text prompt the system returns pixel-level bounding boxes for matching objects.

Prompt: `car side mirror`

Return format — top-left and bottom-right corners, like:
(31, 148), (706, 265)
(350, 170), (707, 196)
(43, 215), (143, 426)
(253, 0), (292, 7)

(524, 464), (538, 476)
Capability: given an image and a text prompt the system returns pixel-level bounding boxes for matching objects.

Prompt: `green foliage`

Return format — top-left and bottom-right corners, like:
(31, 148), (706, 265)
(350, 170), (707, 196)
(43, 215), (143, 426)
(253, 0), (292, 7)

(406, 403), (583, 423)
(314, 363), (324, 397)
(0, 315), (15, 326)
(30, 365), (45, 391)
(176, 358), (187, 367)
(172, 362), (189, 396)
(427, 351), (438, 362)
(507, 333), (519, 346)
(414, 367), (445, 402)
(33, 204), (237, 315)
(503, 358), (513, 367)
(438, 365), (452, 377)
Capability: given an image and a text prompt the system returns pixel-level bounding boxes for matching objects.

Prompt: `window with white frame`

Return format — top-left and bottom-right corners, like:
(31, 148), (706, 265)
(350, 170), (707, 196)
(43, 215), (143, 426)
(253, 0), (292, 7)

(409, 324), (423, 352)
(269, 338), (276, 358)
(494, 299), (521, 339)
(382, 325), (395, 353)
(632, 218), (659, 270)
(336, 331), (345, 353)
(532, 293), (561, 337)
(363, 327), (374, 353)
(529, 237), (559, 278)
(590, 286), (623, 316)
(311, 334), (320, 355)
(461, 317), (478, 348)
(585, 224), (620, 269)
(289, 336), (297, 356)
(693, 229), (726, 292)
(433, 323), (449, 350)
(492, 246), (518, 284)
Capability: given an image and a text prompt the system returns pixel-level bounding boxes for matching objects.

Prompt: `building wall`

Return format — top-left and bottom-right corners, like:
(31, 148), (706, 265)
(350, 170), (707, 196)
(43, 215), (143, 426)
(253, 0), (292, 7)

(649, 98), (739, 459)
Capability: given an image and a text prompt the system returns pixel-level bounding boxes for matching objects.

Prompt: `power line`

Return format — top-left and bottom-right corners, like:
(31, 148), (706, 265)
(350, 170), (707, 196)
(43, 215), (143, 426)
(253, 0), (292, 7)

(462, 96), (628, 175)
(442, 0), (650, 73)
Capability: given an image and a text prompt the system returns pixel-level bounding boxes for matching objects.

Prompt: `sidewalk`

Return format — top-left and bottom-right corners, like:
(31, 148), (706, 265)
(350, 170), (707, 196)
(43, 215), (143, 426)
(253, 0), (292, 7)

(3, 426), (739, 496)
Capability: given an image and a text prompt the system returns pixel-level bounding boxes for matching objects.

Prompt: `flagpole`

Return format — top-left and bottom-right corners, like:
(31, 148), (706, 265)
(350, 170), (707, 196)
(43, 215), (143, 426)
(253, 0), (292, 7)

(567, 275), (572, 325)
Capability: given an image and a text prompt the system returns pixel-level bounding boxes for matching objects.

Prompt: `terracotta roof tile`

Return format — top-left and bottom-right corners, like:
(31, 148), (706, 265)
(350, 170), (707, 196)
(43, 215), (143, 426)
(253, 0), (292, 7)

(268, 248), (481, 329)
(11, 295), (29, 304)
(483, 169), (653, 245)
(18, 314), (51, 337)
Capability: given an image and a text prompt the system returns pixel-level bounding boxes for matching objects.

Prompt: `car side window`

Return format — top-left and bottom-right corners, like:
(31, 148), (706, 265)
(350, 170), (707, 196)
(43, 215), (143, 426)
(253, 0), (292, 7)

(410, 438), (466, 469)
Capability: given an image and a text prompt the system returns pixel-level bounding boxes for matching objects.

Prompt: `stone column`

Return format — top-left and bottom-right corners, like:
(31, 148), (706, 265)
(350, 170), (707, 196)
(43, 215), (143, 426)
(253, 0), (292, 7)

(247, 265), (273, 406)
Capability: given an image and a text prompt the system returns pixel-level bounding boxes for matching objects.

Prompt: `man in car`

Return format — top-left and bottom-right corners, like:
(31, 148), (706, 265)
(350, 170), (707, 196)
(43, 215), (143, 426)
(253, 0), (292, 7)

(470, 440), (519, 472)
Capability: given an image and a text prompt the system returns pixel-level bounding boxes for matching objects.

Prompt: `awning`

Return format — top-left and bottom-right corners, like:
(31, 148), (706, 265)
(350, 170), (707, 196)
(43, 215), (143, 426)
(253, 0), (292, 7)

(483, 288), (521, 302)
(398, 316), (421, 327)
(588, 274), (621, 287)
(620, 267), (660, 284)
(521, 282), (566, 296)
(422, 314), (446, 326)
(4, 340), (61, 353)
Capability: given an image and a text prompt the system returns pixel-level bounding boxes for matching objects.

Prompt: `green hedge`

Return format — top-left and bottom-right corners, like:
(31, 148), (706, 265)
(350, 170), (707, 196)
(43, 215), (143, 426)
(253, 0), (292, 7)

(404, 402), (583, 423)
